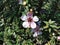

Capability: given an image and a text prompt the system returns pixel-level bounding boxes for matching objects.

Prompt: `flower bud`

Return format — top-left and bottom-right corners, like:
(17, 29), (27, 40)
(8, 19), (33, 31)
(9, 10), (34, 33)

(57, 36), (60, 41)
(23, 1), (26, 5)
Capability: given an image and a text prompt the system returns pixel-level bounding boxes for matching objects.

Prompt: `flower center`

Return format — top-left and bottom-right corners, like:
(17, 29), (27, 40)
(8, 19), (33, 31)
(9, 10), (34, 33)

(28, 17), (33, 22)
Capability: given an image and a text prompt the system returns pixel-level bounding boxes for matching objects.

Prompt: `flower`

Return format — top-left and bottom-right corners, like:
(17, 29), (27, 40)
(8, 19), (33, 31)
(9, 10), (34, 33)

(21, 12), (39, 29)
(57, 36), (60, 41)
(32, 25), (42, 37)
(33, 31), (42, 37)
(33, 32), (39, 37)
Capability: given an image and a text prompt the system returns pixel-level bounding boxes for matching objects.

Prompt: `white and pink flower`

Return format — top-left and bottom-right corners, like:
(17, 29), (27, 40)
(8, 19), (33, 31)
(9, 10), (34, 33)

(21, 12), (39, 29)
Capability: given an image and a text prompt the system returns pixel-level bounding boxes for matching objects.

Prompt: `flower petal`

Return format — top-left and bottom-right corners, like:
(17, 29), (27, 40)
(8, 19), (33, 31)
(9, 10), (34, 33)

(33, 32), (38, 37)
(33, 16), (39, 22)
(33, 32), (42, 37)
(22, 22), (29, 28)
(21, 15), (27, 21)
(31, 22), (36, 29)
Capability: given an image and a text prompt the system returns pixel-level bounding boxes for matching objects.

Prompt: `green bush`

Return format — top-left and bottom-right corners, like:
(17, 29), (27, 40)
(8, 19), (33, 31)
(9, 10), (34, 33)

(0, 0), (60, 45)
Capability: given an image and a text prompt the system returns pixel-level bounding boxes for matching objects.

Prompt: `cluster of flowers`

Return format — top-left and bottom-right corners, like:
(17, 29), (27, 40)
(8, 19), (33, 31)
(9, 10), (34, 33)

(19, 0), (60, 40)
(21, 11), (42, 37)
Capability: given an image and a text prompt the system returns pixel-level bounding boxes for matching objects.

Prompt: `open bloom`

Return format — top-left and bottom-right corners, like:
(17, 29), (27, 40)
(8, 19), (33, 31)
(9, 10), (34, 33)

(21, 12), (39, 29)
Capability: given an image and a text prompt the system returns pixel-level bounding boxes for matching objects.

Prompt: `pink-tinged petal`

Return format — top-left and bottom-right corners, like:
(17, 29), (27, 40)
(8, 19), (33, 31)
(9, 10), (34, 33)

(33, 16), (39, 22)
(31, 22), (36, 29)
(22, 22), (30, 28)
(21, 15), (27, 21)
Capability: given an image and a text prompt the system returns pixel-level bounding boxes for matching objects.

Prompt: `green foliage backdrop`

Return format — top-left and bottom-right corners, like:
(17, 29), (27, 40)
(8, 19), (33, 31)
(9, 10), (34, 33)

(0, 0), (60, 45)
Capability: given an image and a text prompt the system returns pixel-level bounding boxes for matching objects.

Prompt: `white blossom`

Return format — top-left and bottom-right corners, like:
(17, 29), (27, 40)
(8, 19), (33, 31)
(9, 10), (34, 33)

(21, 12), (39, 29)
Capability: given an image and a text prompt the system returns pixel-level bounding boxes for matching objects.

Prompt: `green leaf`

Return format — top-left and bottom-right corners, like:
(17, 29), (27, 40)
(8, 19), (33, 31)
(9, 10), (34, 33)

(49, 19), (55, 24)
(50, 25), (59, 29)
(49, 28), (51, 33)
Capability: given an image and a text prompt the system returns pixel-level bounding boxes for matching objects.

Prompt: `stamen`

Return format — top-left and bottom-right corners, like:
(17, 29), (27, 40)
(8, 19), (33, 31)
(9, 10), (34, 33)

(28, 17), (33, 22)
